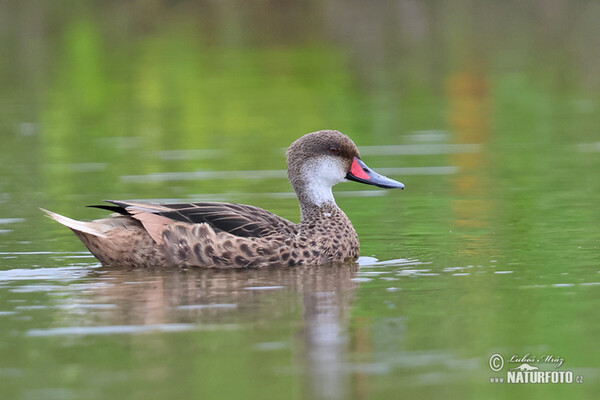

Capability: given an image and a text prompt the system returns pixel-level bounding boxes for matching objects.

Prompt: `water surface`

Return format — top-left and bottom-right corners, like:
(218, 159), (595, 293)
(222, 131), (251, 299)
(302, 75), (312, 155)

(1, 1), (599, 399)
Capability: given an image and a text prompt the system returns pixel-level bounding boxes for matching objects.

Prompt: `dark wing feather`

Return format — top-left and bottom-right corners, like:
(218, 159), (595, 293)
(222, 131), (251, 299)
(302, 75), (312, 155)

(86, 205), (129, 215)
(91, 200), (296, 238)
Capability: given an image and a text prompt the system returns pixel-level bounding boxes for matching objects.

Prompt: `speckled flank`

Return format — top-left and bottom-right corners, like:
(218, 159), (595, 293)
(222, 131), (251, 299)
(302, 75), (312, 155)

(45, 130), (400, 268)
(155, 203), (359, 268)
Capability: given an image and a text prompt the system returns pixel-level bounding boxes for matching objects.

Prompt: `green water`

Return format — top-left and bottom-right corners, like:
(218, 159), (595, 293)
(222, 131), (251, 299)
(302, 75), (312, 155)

(1, 1), (599, 399)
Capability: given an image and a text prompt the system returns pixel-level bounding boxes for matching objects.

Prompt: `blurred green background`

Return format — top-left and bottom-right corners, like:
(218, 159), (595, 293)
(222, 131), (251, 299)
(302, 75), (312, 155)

(0, 1), (599, 399)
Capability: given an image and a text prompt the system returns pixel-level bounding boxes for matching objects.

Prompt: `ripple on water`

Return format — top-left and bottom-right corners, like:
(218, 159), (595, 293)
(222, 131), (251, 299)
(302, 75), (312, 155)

(358, 257), (526, 283)
(552, 283), (575, 288)
(253, 342), (288, 351)
(10, 284), (64, 293)
(0, 266), (94, 282)
(357, 271), (393, 276)
(244, 286), (285, 291)
(0, 218), (26, 225)
(177, 303), (237, 310)
(395, 269), (433, 277)
(358, 257), (428, 267)
(0, 251), (90, 256)
(26, 323), (239, 337)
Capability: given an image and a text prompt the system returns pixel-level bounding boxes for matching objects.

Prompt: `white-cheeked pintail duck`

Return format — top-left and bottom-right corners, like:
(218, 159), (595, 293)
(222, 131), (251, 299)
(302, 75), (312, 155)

(42, 130), (404, 268)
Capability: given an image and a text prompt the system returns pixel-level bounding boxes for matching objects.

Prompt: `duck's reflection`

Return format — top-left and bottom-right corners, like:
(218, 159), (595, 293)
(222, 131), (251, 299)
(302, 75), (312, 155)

(303, 283), (352, 399)
(83, 263), (359, 399)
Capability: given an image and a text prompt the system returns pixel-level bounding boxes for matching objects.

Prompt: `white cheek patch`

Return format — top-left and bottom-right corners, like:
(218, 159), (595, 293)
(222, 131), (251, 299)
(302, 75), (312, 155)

(300, 156), (347, 207)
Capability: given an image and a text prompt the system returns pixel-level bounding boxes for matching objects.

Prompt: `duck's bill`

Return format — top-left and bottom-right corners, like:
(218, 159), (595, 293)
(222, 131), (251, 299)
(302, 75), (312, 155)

(346, 157), (405, 189)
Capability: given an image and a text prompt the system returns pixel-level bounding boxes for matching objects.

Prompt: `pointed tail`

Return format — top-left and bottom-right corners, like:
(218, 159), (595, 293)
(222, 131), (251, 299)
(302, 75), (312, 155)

(40, 208), (108, 238)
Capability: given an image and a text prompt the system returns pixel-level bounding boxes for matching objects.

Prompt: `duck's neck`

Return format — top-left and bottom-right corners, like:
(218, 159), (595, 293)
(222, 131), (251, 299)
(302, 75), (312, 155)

(294, 182), (340, 222)
(287, 156), (346, 223)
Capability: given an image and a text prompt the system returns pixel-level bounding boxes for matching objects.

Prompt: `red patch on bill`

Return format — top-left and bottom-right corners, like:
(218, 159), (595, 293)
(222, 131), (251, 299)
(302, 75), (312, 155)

(350, 158), (370, 180)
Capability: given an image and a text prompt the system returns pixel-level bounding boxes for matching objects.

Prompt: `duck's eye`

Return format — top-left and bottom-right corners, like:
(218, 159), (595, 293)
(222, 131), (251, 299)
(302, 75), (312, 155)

(329, 146), (340, 154)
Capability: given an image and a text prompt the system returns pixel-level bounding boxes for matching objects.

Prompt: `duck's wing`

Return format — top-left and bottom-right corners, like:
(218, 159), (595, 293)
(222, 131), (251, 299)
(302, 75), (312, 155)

(89, 200), (296, 238)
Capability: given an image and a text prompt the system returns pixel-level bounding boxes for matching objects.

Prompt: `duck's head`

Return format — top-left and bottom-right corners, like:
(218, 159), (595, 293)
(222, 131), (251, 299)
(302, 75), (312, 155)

(286, 130), (404, 210)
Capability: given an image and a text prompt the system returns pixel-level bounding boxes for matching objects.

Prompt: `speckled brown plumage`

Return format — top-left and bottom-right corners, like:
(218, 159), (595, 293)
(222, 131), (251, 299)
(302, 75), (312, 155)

(43, 130), (403, 268)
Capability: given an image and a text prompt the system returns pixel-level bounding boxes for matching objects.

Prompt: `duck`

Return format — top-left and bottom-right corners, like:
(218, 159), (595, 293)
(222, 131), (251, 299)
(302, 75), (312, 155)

(42, 130), (404, 268)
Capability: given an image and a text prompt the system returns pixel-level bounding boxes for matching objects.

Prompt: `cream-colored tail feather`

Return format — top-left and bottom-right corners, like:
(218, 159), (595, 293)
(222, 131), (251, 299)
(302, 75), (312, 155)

(40, 208), (109, 238)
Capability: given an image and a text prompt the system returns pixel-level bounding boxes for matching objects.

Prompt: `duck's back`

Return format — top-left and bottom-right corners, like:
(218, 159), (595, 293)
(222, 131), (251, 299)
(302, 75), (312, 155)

(92, 200), (298, 238)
